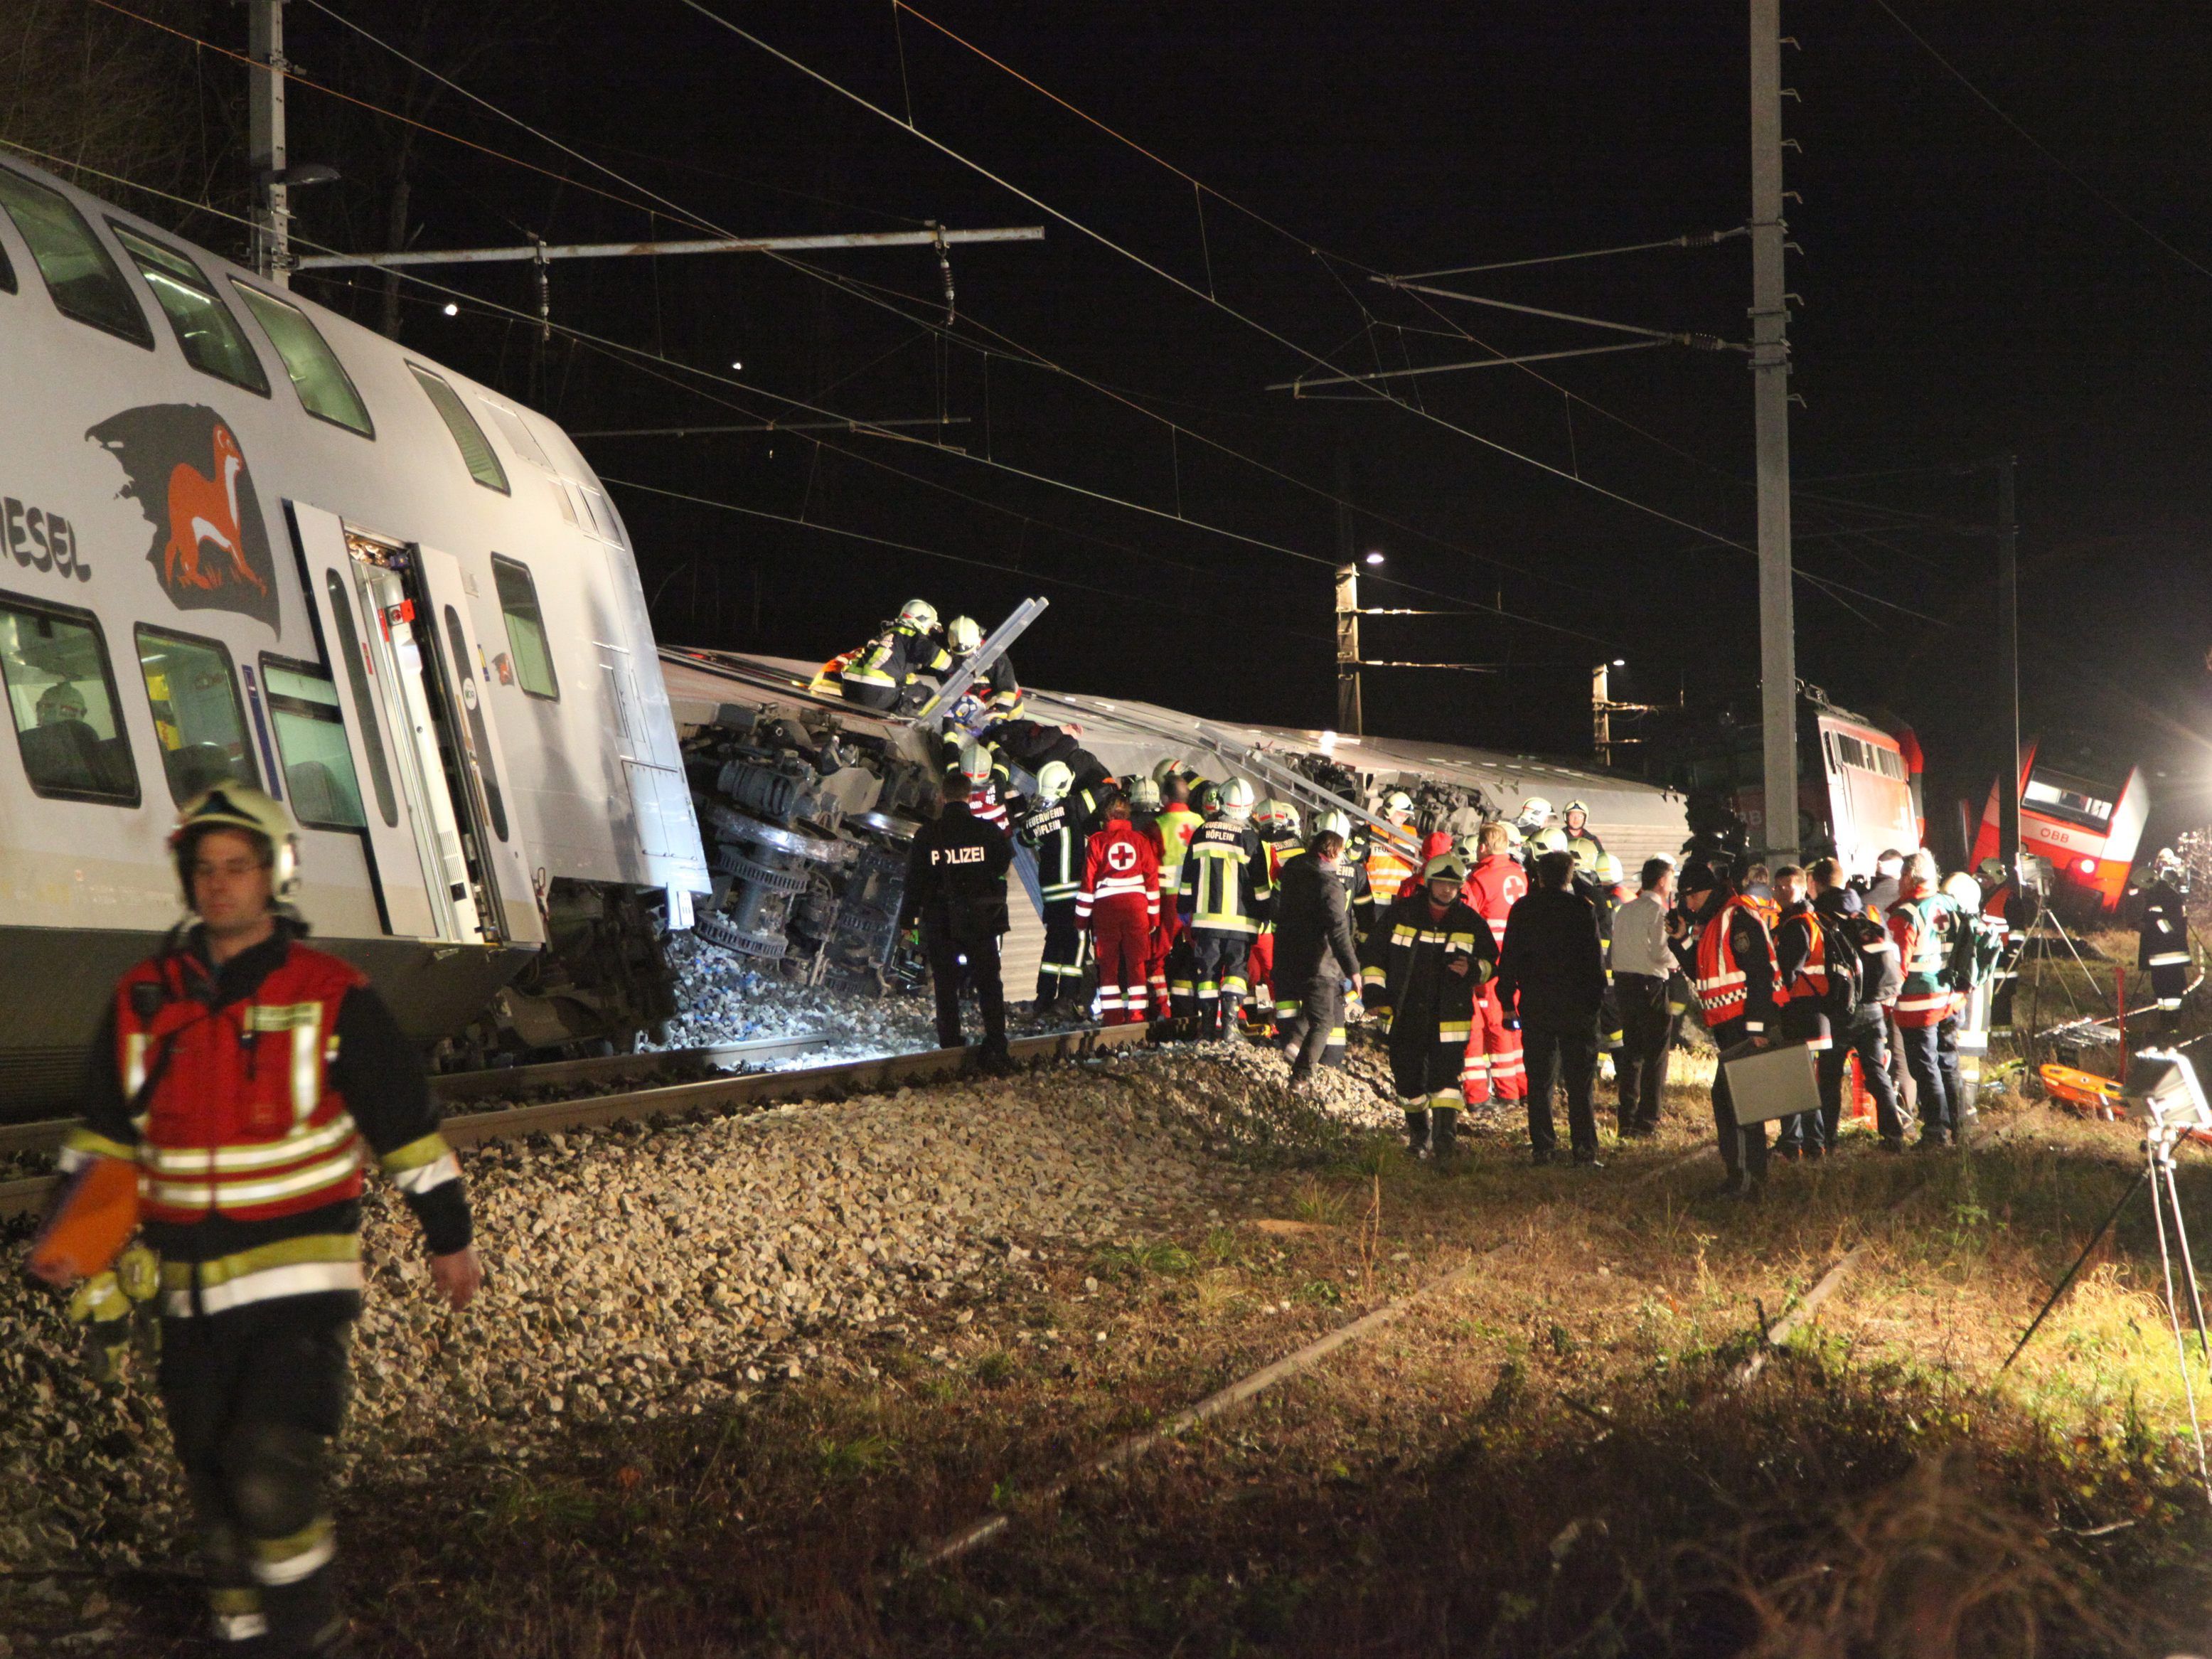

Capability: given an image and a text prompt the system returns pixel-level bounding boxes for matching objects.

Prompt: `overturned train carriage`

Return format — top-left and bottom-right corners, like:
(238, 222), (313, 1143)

(657, 652), (1692, 998)
(0, 156), (709, 1115)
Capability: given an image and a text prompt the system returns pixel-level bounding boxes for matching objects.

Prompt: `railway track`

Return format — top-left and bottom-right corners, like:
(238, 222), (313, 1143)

(0, 1023), (1149, 1222)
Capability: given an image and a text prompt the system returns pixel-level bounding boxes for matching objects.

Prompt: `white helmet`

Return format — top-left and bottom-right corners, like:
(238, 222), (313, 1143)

(1315, 809), (1352, 840)
(1254, 799), (1300, 840)
(1942, 870), (1983, 910)
(1529, 826), (1569, 856)
(1564, 799), (1591, 820)
(1384, 789), (1414, 819)
(1222, 778), (1256, 819)
(946, 614), (983, 655)
(1517, 796), (1553, 829)
(897, 597), (939, 632)
(1500, 821), (1526, 850)
(1595, 851), (1623, 887)
(1128, 776), (1162, 812)
(1035, 759), (1072, 802)
(958, 740), (994, 786)
(171, 783), (301, 904)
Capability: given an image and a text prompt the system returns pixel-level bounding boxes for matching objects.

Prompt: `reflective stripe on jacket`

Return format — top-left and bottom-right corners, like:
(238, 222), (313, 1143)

(1694, 896), (1774, 1032)
(1182, 820), (1272, 933)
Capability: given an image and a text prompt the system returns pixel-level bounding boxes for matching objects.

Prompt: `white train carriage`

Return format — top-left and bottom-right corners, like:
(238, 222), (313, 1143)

(0, 156), (707, 1111)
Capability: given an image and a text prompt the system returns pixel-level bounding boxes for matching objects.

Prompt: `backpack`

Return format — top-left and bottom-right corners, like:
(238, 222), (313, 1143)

(1947, 908), (2005, 992)
(1834, 909), (1902, 1005)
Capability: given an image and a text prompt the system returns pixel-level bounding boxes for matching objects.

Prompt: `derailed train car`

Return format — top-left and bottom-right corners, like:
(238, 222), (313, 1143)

(657, 649), (1692, 992)
(0, 156), (709, 1114)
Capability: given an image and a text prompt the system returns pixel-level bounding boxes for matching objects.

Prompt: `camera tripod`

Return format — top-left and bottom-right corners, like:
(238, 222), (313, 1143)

(2002, 1119), (2212, 1505)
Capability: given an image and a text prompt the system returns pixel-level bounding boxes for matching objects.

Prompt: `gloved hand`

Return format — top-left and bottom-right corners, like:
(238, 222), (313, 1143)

(68, 1244), (159, 1381)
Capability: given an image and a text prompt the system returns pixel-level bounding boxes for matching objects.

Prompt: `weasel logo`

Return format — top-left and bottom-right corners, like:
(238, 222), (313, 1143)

(86, 404), (277, 629)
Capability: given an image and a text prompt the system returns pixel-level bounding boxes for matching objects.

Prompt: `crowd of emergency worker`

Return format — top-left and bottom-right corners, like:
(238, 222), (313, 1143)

(16, 597), (2197, 1657)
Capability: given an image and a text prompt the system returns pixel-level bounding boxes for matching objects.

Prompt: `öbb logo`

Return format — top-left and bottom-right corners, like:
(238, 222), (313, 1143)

(87, 404), (278, 629)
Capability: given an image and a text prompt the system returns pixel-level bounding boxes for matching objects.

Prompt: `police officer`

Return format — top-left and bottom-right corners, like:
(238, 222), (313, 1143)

(1496, 850), (1608, 1166)
(2139, 849), (2192, 1037)
(41, 786), (480, 1655)
(899, 772), (1017, 1072)
(1273, 826), (1364, 1087)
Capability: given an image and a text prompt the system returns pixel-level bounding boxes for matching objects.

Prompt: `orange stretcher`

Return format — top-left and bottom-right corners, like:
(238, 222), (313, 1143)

(2040, 1062), (2125, 1119)
(26, 1157), (141, 1285)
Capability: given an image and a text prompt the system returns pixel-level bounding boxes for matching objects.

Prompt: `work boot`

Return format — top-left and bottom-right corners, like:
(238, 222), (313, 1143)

(1403, 1109), (1431, 1158)
(978, 1040), (1017, 1078)
(1431, 1107), (1459, 1163)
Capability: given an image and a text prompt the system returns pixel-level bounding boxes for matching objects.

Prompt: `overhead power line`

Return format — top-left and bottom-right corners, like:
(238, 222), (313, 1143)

(1389, 227), (1749, 282)
(295, 225), (1044, 270)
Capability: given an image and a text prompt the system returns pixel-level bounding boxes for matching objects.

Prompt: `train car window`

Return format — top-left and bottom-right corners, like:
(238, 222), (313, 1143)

(482, 400), (554, 471)
(0, 231), (16, 292)
(490, 555), (559, 700)
(134, 627), (260, 804)
(320, 571), (399, 827)
(230, 282), (374, 437)
(108, 223), (270, 395)
(260, 657), (368, 830)
(0, 167), (153, 348)
(407, 365), (509, 494)
(0, 594), (139, 806)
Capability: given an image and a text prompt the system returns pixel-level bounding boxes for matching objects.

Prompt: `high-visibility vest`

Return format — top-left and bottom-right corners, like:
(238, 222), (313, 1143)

(1154, 806), (1204, 891)
(1693, 897), (1770, 1026)
(1890, 892), (1955, 1028)
(1773, 909), (1828, 1006)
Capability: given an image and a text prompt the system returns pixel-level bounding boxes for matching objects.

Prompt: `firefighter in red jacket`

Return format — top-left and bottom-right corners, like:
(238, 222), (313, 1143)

(1079, 791), (1162, 1025)
(1462, 821), (1529, 1109)
(1673, 861), (1779, 1197)
(36, 787), (479, 1656)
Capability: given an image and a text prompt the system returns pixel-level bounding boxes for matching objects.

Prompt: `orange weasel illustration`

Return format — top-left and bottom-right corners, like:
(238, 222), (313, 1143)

(162, 423), (266, 594)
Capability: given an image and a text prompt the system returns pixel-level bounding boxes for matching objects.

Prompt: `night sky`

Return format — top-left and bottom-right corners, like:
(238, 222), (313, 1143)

(83, 1), (2212, 852)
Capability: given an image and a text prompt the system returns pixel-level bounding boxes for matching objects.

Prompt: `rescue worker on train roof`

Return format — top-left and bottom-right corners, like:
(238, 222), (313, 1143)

(34, 784), (481, 1658)
(839, 597), (952, 714)
(944, 614), (1025, 726)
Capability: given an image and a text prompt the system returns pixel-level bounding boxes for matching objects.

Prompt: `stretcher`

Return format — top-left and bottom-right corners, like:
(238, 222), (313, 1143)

(2039, 1062), (2125, 1120)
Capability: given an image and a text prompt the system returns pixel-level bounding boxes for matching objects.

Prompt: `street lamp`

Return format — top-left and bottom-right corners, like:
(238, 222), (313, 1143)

(1363, 549), (1384, 566)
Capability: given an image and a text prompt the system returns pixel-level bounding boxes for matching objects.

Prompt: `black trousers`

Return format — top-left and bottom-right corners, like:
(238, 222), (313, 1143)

(926, 927), (1008, 1051)
(1613, 972), (1670, 1131)
(1037, 897), (1084, 1001)
(1817, 1005), (1904, 1147)
(1711, 1022), (1771, 1181)
(840, 678), (899, 711)
(1523, 1015), (1600, 1158)
(1278, 977), (1343, 1072)
(161, 1306), (351, 1652)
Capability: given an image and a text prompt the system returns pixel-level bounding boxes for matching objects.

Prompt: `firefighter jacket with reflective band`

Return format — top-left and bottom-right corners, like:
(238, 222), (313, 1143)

(1359, 892), (1495, 1039)
(1256, 838), (1305, 932)
(1687, 895), (1776, 1035)
(1152, 805), (1204, 895)
(1771, 904), (1829, 1008)
(1077, 820), (1160, 923)
(843, 621), (949, 693)
(1017, 794), (1089, 904)
(966, 651), (1023, 720)
(64, 927), (470, 1321)
(1887, 889), (1959, 1030)
(1466, 853), (1529, 952)
(2139, 881), (2190, 973)
(1181, 819), (1272, 933)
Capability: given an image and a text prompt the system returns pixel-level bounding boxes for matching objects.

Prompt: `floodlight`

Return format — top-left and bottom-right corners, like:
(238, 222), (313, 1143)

(2124, 1050), (2212, 1133)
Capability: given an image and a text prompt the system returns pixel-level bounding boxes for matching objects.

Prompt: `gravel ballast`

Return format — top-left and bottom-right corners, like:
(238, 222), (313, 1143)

(0, 1037), (1401, 1605)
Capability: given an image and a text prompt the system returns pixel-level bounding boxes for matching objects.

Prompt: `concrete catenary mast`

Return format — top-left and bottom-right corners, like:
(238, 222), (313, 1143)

(1750, 0), (1799, 863)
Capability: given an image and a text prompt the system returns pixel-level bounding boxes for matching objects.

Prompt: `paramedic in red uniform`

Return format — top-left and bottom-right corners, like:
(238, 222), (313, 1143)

(1463, 822), (1529, 1110)
(1079, 790), (1161, 1025)
(39, 786), (479, 1657)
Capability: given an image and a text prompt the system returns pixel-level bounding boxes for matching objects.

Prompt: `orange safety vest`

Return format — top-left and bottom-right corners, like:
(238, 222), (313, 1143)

(115, 942), (368, 1224)
(1772, 908), (1828, 1006)
(1693, 896), (1770, 1025)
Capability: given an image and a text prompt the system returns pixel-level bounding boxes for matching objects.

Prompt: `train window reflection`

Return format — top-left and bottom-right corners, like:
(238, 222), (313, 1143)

(0, 167), (152, 347)
(262, 659), (368, 831)
(408, 364), (508, 494)
(321, 570), (399, 828)
(109, 223), (270, 395)
(134, 627), (259, 804)
(0, 595), (139, 805)
(231, 282), (374, 437)
(491, 555), (558, 700)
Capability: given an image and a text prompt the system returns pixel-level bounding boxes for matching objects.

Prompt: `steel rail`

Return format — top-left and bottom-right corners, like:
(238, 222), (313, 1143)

(427, 1030), (837, 1104)
(0, 1024), (1150, 1221)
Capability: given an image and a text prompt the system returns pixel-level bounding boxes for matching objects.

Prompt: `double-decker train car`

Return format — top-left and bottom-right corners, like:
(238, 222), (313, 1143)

(1969, 740), (2147, 915)
(0, 156), (707, 1113)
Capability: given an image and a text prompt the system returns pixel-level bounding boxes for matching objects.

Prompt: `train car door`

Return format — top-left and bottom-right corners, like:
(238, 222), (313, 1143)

(290, 503), (529, 945)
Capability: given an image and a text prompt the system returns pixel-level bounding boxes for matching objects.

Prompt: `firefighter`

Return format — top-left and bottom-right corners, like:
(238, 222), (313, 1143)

(1152, 774), (1205, 1025)
(943, 614), (1024, 724)
(1888, 850), (1964, 1147)
(950, 737), (1014, 835)
(1561, 800), (1606, 873)
(1246, 800), (1304, 1035)
(1674, 861), (1779, 1197)
(900, 771), (1017, 1072)
(1354, 791), (1418, 942)
(1463, 822), (1529, 1112)
(1015, 760), (1087, 1015)
(840, 598), (951, 712)
(1273, 826), (1364, 1087)
(2139, 849), (2191, 1037)
(1977, 855), (2037, 1033)
(1180, 778), (1271, 1039)
(38, 786), (481, 1655)
(1077, 791), (1160, 1026)
(1514, 796), (1554, 842)
(1362, 853), (1497, 1161)
(1767, 865), (1833, 1160)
